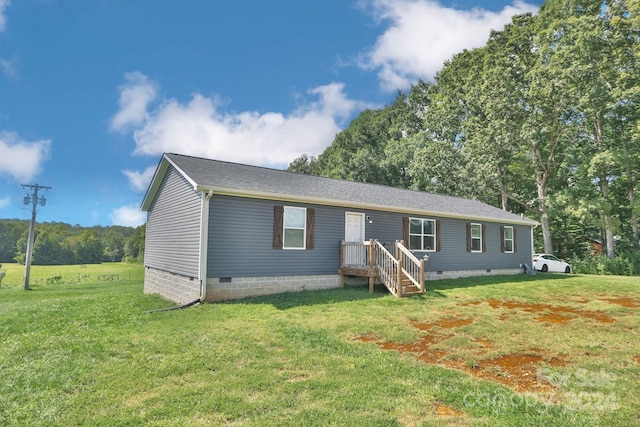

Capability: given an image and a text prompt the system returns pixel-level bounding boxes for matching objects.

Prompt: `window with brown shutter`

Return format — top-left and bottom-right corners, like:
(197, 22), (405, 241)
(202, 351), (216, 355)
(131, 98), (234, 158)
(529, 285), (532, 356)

(467, 223), (484, 252)
(502, 226), (515, 253)
(274, 205), (315, 250)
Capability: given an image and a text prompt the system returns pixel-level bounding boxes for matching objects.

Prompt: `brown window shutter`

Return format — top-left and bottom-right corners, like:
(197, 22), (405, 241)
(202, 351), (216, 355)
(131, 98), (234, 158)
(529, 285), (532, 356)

(466, 223), (471, 252)
(436, 219), (441, 252)
(306, 208), (315, 250)
(482, 224), (487, 253)
(403, 217), (409, 246)
(513, 227), (518, 253)
(500, 226), (505, 253)
(273, 206), (283, 249)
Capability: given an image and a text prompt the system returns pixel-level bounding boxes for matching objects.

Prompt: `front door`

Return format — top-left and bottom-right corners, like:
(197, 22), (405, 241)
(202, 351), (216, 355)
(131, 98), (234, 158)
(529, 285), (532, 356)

(345, 212), (366, 265)
(345, 212), (365, 242)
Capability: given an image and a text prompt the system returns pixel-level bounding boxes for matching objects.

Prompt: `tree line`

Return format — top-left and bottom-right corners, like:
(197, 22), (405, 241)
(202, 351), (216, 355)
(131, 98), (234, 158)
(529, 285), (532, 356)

(0, 219), (145, 265)
(288, 0), (640, 274)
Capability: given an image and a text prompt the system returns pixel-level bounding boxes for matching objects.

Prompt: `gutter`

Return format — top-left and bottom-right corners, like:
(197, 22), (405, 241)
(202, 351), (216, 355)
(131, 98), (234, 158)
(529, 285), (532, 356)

(198, 189), (214, 302)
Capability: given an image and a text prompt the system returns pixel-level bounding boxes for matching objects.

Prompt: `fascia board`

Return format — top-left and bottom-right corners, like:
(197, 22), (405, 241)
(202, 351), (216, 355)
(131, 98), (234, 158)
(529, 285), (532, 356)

(196, 184), (539, 226)
(141, 155), (199, 211)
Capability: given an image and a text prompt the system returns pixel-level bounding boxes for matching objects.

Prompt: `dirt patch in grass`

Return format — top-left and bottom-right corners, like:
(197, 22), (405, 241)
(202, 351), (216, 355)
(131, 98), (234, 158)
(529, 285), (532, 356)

(473, 338), (494, 349)
(535, 312), (574, 324)
(354, 299), (622, 394)
(479, 299), (615, 324)
(472, 352), (566, 394)
(411, 318), (474, 330)
(435, 403), (466, 418)
(356, 324), (565, 394)
(598, 297), (640, 308)
(633, 356), (640, 364)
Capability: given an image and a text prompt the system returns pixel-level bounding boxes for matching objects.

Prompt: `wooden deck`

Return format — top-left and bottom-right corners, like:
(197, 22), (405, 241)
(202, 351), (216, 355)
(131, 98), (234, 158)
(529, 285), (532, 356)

(339, 240), (425, 297)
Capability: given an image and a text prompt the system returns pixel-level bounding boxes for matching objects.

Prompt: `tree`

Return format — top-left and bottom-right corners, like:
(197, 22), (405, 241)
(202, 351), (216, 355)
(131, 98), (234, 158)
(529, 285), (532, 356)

(287, 154), (319, 175)
(32, 231), (73, 265)
(124, 224), (146, 263)
(74, 230), (103, 264)
(0, 221), (27, 263)
(429, 12), (578, 254)
(102, 230), (125, 262)
(533, 0), (640, 257)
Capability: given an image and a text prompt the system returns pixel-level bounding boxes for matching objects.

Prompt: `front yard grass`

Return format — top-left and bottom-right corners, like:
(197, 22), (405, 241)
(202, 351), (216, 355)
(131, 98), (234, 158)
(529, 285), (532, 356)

(0, 265), (638, 426)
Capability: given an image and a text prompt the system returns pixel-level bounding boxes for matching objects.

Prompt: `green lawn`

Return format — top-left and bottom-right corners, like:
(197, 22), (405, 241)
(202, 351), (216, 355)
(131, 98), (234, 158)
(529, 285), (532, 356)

(1, 264), (639, 426)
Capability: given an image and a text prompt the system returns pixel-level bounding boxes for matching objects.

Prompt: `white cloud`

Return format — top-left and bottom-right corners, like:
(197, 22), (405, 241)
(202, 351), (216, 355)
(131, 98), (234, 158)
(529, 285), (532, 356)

(110, 71), (158, 132)
(0, 131), (51, 182)
(110, 204), (146, 227)
(113, 72), (373, 167)
(0, 196), (9, 209)
(123, 165), (156, 192)
(359, 0), (539, 90)
(0, 58), (17, 78)
(0, 0), (9, 32)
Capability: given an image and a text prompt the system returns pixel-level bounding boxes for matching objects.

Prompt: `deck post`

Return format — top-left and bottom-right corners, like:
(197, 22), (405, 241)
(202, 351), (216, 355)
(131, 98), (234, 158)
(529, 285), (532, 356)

(419, 258), (425, 292)
(368, 239), (375, 293)
(339, 240), (345, 287)
(396, 241), (403, 297)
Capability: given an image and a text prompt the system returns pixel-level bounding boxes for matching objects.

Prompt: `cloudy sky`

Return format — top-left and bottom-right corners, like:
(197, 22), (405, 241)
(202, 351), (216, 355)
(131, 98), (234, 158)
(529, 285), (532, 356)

(0, 0), (540, 227)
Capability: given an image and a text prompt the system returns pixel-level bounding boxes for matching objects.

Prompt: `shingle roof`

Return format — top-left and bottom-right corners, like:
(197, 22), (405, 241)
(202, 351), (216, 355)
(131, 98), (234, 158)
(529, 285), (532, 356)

(142, 153), (538, 226)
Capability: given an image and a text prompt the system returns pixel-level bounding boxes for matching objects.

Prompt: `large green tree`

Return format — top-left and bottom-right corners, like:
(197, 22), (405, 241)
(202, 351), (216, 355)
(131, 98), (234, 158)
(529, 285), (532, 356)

(285, 0), (640, 260)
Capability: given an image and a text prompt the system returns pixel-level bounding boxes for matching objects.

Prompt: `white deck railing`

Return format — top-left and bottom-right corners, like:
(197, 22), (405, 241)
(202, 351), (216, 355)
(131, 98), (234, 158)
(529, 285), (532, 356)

(340, 240), (424, 296)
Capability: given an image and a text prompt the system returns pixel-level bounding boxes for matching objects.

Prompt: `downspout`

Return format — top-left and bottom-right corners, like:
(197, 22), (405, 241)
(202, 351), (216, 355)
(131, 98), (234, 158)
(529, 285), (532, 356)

(198, 189), (214, 302)
(530, 223), (539, 258)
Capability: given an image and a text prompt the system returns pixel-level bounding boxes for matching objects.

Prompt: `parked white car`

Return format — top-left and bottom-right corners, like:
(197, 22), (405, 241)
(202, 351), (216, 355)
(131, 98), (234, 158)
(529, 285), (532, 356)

(533, 254), (572, 273)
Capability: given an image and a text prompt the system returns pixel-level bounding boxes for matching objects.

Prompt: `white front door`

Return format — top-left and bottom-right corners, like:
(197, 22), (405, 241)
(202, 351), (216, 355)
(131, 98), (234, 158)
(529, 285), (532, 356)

(345, 212), (366, 266)
(345, 212), (365, 242)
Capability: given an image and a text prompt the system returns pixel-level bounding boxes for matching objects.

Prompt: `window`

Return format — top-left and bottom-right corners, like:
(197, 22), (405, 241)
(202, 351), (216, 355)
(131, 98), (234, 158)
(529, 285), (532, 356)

(273, 206), (314, 250)
(467, 223), (484, 253)
(283, 207), (306, 249)
(503, 226), (514, 253)
(408, 218), (436, 251)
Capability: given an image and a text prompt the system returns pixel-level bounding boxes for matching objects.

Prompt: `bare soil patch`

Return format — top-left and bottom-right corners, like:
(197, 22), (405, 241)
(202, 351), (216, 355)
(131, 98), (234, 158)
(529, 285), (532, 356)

(356, 324), (564, 394)
(599, 297), (640, 308)
(354, 298), (621, 395)
(482, 299), (615, 324)
(435, 403), (466, 418)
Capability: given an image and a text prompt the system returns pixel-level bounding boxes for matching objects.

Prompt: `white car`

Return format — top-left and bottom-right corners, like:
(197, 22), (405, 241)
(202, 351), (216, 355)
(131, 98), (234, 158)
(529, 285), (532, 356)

(533, 254), (572, 273)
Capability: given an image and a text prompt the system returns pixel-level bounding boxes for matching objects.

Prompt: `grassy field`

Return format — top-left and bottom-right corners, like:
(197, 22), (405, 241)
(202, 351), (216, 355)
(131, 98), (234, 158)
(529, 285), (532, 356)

(1, 263), (639, 426)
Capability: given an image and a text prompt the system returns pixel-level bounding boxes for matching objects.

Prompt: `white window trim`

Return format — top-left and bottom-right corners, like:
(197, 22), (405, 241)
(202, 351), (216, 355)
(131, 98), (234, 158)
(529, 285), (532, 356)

(504, 226), (514, 253)
(471, 223), (482, 253)
(283, 206), (306, 250)
(409, 217), (436, 252)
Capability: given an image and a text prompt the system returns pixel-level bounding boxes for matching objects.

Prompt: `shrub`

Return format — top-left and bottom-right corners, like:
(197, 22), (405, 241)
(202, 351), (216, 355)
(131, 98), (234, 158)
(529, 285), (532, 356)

(571, 252), (639, 276)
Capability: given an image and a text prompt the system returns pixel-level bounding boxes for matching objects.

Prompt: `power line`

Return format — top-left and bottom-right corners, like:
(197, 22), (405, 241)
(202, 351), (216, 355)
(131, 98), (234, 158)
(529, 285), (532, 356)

(21, 184), (52, 290)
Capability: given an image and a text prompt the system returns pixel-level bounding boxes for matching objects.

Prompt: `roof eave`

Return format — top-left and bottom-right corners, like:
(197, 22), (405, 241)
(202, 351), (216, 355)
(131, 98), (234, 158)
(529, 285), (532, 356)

(196, 184), (539, 226)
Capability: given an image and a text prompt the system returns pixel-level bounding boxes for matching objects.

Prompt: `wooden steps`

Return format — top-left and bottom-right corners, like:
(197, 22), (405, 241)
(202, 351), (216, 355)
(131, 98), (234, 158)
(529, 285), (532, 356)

(340, 240), (425, 298)
(401, 277), (422, 296)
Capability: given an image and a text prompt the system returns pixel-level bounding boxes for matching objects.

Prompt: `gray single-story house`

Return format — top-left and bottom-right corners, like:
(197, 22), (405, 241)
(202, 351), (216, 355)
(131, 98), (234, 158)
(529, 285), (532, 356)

(141, 153), (538, 303)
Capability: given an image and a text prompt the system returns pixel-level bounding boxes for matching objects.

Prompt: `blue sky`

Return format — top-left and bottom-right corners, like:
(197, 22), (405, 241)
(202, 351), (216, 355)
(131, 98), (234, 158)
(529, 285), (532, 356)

(0, 0), (541, 227)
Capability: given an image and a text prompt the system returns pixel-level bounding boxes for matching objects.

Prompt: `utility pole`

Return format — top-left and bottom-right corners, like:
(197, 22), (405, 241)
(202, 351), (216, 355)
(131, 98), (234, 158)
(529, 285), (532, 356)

(22, 184), (52, 290)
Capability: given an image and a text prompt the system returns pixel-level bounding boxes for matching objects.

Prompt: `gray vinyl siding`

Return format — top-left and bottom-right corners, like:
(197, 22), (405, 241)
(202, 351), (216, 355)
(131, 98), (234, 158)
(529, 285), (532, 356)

(145, 166), (201, 278)
(365, 211), (532, 271)
(208, 196), (344, 277)
(207, 195), (533, 278)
